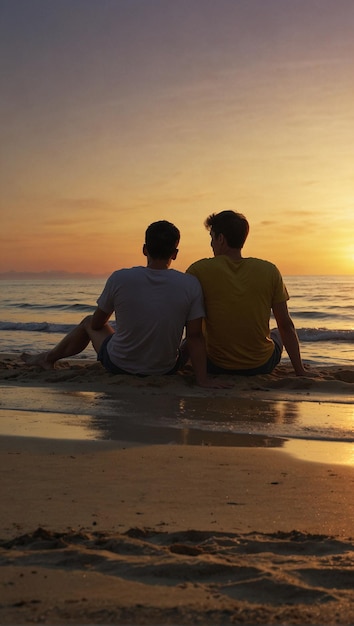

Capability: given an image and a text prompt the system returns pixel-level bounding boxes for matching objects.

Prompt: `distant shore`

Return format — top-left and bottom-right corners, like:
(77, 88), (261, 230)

(0, 271), (107, 280)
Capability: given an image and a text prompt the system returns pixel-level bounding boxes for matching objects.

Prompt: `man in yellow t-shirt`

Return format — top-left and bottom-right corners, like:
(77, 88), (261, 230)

(187, 211), (307, 376)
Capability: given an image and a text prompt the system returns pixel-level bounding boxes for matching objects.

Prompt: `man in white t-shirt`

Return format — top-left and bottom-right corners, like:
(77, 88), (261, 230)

(22, 221), (218, 387)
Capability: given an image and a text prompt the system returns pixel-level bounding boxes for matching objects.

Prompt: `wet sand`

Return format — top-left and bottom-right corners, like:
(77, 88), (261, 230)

(0, 354), (353, 624)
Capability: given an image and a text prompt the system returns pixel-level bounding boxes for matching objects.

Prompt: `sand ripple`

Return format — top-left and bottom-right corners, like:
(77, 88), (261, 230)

(1, 527), (354, 624)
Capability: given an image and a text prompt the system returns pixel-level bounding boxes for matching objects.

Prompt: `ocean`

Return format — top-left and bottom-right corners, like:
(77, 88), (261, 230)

(0, 274), (353, 366)
(0, 274), (353, 465)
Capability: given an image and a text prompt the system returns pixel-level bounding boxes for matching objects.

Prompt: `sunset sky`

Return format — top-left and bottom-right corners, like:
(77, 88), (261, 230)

(1, 0), (354, 276)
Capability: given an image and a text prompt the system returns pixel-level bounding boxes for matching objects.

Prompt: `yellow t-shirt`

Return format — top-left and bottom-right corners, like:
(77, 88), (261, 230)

(187, 256), (289, 370)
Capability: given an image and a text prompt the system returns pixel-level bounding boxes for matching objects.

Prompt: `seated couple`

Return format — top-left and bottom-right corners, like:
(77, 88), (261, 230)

(22, 213), (307, 387)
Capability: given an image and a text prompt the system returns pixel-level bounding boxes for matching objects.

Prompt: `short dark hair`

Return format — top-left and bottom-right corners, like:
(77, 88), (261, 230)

(204, 210), (249, 249)
(145, 220), (180, 259)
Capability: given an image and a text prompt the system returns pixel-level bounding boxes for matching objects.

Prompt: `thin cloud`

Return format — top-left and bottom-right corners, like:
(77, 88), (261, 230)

(48, 197), (113, 212)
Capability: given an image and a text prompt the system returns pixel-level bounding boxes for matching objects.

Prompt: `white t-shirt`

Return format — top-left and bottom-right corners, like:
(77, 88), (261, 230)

(97, 266), (205, 375)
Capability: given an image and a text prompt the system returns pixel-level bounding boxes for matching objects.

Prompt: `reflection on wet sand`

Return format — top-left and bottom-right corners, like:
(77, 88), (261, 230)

(92, 417), (286, 448)
(1, 387), (353, 465)
(87, 394), (296, 447)
(176, 395), (300, 425)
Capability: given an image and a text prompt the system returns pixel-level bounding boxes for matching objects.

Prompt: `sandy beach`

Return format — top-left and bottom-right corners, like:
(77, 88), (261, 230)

(0, 354), (353, 624)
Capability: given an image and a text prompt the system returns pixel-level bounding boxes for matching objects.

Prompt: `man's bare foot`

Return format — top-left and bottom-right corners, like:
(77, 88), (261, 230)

(21, 352), (55, 370)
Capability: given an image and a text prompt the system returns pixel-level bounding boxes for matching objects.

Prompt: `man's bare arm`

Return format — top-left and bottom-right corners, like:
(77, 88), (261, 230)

(272, 301), (307, 376)
(186, 318), (231, 388)
(91, 307), (113, 330)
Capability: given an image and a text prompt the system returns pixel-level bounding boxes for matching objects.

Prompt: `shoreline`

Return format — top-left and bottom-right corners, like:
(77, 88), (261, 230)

(0, 353), (353, 466)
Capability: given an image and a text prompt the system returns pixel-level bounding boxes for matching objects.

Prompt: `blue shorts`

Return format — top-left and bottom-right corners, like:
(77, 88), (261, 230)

(97, 335), (183, 376)
(207, 336), (283, 376)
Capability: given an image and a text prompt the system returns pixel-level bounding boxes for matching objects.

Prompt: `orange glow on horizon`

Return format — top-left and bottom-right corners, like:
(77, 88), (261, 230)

(1, 2), (354, 278)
